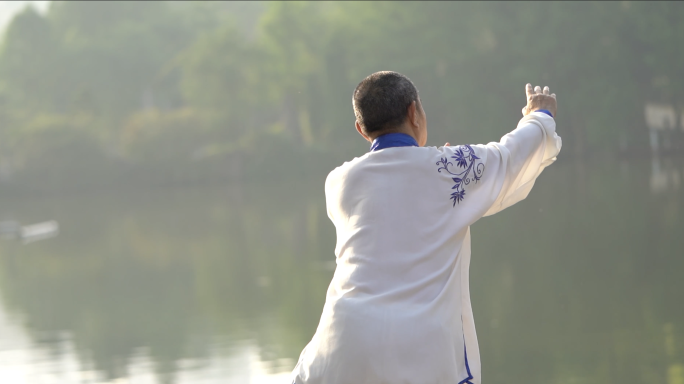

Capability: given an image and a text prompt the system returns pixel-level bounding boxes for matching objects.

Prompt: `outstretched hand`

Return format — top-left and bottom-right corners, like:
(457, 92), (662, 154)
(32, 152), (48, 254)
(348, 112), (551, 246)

(522, 83), (557, 117)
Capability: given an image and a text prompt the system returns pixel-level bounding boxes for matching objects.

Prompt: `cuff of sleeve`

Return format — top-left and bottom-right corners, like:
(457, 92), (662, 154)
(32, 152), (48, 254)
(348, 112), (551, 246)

(535, 109), (553, 117)
(534, 109), (554, 118)
(517, 110), (562, 163)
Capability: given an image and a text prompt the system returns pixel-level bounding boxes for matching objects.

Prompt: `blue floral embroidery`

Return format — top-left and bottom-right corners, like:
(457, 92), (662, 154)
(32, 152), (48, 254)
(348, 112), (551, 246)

(436, 145), (485, 206)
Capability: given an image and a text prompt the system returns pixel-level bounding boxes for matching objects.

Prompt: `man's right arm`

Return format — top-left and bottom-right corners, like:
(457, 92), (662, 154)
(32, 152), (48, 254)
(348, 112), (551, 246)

(438, 84), (560, 218)
(481, 110), (561, 216)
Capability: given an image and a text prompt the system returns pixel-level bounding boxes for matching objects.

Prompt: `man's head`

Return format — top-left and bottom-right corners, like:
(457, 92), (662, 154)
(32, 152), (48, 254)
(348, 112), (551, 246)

(353, 71), (427, 146)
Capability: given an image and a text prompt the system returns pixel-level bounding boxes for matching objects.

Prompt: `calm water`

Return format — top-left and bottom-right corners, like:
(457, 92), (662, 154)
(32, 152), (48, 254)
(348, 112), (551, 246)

(0, 157), (682, 384)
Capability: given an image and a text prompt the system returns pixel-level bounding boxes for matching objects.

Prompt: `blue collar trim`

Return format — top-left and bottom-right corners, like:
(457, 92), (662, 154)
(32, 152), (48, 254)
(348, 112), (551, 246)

(370, 132), (418, 152)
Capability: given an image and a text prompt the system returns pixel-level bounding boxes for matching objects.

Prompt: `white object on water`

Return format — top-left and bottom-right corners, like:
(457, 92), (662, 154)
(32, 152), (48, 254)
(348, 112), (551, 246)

(20, 221), (59, 244)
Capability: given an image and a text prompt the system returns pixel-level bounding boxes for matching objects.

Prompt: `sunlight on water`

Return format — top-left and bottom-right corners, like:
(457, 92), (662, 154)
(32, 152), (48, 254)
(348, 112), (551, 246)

(0, 305), (293, 384)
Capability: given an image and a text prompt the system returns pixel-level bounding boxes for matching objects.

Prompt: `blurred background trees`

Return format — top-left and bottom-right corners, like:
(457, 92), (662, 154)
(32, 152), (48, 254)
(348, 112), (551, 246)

(0, 1), (682, 192)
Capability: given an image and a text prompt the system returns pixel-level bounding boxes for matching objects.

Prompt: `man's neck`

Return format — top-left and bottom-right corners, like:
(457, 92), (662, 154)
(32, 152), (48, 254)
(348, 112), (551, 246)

(368, 124), (417, 143)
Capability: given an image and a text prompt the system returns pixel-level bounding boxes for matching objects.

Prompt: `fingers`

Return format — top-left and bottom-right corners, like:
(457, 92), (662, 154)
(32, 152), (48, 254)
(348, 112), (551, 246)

(444, 142), (450, 147)
(525, 83), (534, 99)
(524, 84), (556, 117)
(526, 83), (555, 98)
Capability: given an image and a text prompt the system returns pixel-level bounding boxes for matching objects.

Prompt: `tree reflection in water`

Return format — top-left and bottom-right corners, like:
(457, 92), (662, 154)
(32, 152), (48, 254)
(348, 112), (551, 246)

(0, 158), (682, 384)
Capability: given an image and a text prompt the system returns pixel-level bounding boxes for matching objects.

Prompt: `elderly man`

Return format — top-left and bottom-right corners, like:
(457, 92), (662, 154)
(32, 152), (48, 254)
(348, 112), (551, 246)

(291, 71), (561, 384)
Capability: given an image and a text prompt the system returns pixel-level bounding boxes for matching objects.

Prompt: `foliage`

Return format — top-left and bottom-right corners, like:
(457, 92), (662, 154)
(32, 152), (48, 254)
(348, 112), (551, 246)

(0, 1), (683, 190)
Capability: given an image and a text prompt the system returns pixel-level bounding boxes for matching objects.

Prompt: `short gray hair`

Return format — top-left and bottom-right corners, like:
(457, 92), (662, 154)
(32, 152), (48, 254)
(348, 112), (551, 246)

(352, 71), (419, 136)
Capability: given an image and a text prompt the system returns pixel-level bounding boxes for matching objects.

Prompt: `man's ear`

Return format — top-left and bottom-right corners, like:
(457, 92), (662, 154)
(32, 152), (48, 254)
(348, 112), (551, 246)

(408, 101), (419, 128)
(356, 121), (372, 143)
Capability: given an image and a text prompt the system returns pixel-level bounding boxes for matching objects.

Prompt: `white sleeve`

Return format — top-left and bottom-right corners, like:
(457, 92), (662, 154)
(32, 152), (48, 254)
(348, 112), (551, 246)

(480, 111), (562, 216)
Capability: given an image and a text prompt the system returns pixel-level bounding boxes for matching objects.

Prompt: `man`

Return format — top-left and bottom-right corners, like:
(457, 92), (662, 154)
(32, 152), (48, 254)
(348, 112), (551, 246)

(291, 71), (561, 384)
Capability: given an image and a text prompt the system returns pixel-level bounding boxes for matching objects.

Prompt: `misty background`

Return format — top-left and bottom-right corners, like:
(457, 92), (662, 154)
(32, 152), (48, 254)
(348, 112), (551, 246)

(0, 1), (681, 192)
(0, 2), (682, 384)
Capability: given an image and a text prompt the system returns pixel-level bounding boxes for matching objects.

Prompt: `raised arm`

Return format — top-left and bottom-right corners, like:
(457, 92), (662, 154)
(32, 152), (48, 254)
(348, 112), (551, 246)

(436, 84), (560, 219)
(480, 84), (561, 216)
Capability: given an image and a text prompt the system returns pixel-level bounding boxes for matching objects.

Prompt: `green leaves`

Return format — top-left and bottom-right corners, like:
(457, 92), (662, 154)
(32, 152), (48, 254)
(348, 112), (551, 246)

(1, 1), (683, 185)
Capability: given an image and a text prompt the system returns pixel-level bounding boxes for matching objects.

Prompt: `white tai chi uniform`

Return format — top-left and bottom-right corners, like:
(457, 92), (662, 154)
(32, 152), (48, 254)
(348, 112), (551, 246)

(291, 112), (561, 384)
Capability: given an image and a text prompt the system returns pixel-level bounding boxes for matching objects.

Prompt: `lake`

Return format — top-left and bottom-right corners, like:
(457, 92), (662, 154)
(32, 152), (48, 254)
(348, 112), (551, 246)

(0, 156), (682, 384)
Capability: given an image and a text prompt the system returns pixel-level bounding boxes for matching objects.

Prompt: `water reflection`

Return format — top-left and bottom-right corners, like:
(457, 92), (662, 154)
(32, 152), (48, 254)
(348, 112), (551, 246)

(0, 158), (682, 384)
(471, 157), (684, 384)
(0, 182), (333, 383)
(651, 157), (682, 194)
